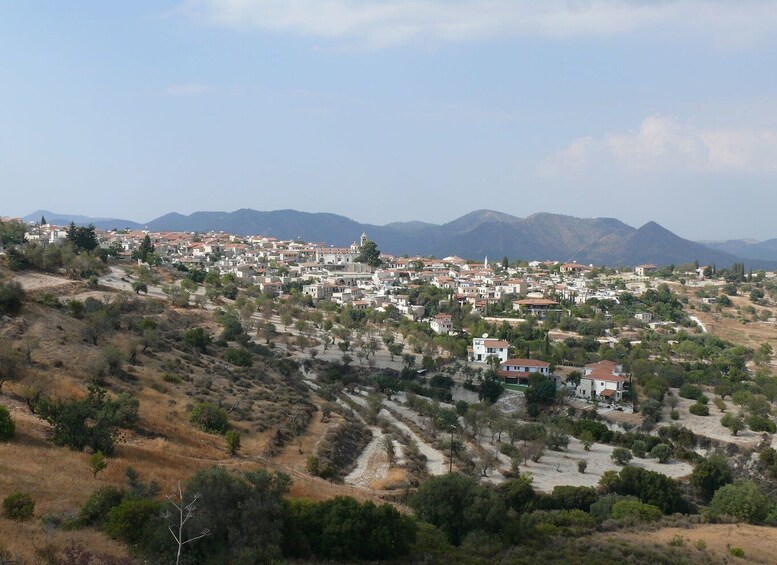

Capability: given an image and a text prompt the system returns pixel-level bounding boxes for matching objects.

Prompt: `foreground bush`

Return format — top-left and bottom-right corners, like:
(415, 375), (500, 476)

(0, 405), (15, 441)
(708, 481), (771, 524)
(190, 402), (230, 434)
(3, 492), (34, 520)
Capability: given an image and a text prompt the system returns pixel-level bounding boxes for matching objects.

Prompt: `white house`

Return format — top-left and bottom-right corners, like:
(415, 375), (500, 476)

(430, 314), (453, 335)
(470, 337), (509, 363)
(576, 360), (626, 402)
(635, 264), (657, 277)
(497, 358), (550, 385)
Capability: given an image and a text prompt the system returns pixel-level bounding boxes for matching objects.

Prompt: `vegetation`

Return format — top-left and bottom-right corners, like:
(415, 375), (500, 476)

(2, 492), (34, 521)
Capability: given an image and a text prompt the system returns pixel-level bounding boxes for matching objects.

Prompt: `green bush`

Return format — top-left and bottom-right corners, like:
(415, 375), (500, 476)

(709, 481), (771, 524)
(79, 486), (124, 527)
(190, 402), (230, 434)
(650, 443), (672, 463)
(225, 430), (241, 455)
(689, 402), (709, 416)
(3, 492), (34, 520)
(610, 499), (662, 522)
(690, 453), (733, 502)
(0, 281), (24, 316)
(103, 498), (162, 545)
(604, 467), (687, 514)
(631, 440), (647, 458)
(679, 384), (703, 400)
(748, 415), (776, 433)
(572, 419), (610, 442)
(611, 447), (632, 466)
(670, 410), (680, 420)
(224, 347), (253, 367)
(0, 405), (15, 441)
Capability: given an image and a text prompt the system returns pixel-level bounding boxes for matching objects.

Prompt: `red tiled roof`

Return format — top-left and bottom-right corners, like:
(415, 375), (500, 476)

(502, 358), (550, 367)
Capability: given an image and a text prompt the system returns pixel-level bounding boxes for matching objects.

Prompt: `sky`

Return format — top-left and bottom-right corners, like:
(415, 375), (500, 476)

(1, 1), (777, 240)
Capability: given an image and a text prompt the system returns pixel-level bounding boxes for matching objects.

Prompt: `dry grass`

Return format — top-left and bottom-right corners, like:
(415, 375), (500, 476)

(603, 523), (777, 564)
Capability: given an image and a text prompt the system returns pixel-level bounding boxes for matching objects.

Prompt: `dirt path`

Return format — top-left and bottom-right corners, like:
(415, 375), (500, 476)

(379, 407), (447, 476)
(345, 426), (391, 488)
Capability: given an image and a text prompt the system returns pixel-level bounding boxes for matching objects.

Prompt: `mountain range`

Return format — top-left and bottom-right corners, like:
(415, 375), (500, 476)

(22, 208), (777, 268)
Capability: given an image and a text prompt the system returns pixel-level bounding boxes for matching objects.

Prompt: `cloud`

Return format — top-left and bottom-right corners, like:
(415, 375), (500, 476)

(537, 115), (777, 178)
(163, 83), (210, 96)
(180, 0), (777, 48)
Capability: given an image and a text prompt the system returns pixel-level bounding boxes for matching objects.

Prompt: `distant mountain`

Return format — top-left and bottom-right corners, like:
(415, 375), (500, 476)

(140, 208), (773, 268)
(24, 207), (776, 268)
(702, 239), (777, 263)
(23, 210), (141, 231)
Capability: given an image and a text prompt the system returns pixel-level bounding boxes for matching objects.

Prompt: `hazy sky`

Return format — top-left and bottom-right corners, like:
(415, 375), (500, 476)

(2, 1), (777, 240)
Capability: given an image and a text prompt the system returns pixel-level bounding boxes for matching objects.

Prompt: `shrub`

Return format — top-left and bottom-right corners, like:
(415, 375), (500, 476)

(3, 492), (34, 520)
(671, 410), (680, 420)
(721, 413), (746, 436)
(611, 447), (632, 466)
(604, 467), (686, 514)
(748, 415), (776, 433)
(79, 486), (124, 527)
(35, 385), (139, 455)
(103, 498), (162, 545)
(190, 402), (230, 434)
(709, 481), (771, 524)
(589, 494), (637, 522)
(729, 547), (745, 558)
(572, 419), (610, 442)
(0, 405), (15, 441)
(650, 443), (672, 463)
(689, 402), (709, 416)
(224, 347), (253, 367)
(0, 281), (24, 316)
(631, 440), (647, 458)
(225, 430), (241, 455)
(610, 499), (662, 522)
(690, 454), (733, 502)
(578, 460), (587, 474)
(679, 384), (703, 400)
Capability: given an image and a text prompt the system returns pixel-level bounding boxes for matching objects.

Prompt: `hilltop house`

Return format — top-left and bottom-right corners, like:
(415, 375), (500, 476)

(469, 337), (509, 363)
(497, 358), (551, 385)
(576, 360), (626, 402)
(635, 264), (657, 277)
(513, 298), (562, 319)
(430, 314), (453, 335)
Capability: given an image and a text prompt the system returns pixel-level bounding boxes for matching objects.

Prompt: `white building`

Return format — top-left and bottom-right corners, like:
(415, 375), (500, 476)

(497, 358), (551, 385)
(430, 314), (453, 335)
(576, 360), (626, 402)
(470, 337), (509, 363)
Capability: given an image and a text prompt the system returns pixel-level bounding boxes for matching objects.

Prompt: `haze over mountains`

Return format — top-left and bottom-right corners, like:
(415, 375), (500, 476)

(22, 208), (777, 268)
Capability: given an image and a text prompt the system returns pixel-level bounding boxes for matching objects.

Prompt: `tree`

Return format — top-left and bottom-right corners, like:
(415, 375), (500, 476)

(0, 346), (23, 393)
(134, 234), (155, 264)
(0, 281), (24, 316)
(525, 376), (557, 406)
(225, 430), (241, 455)
(0, 405), (15, 441)
(650, 443), (671, 463)
(410, 473), (507, 546)
(721, 412), (745, 436)
(690, 453), (733, 501)
(709, 481), (771, 524)
(355, 240), (382, 267)
(132, 281), (148, 295)
(184, 327), (211, 353)
(478, 372), (504, 404)
(162, 482), (211, 565)
(190, 403), (229, 434)
(66, 222), (99, 252)
(88, 451), (108, 479)
(611, 447), (633, 466)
